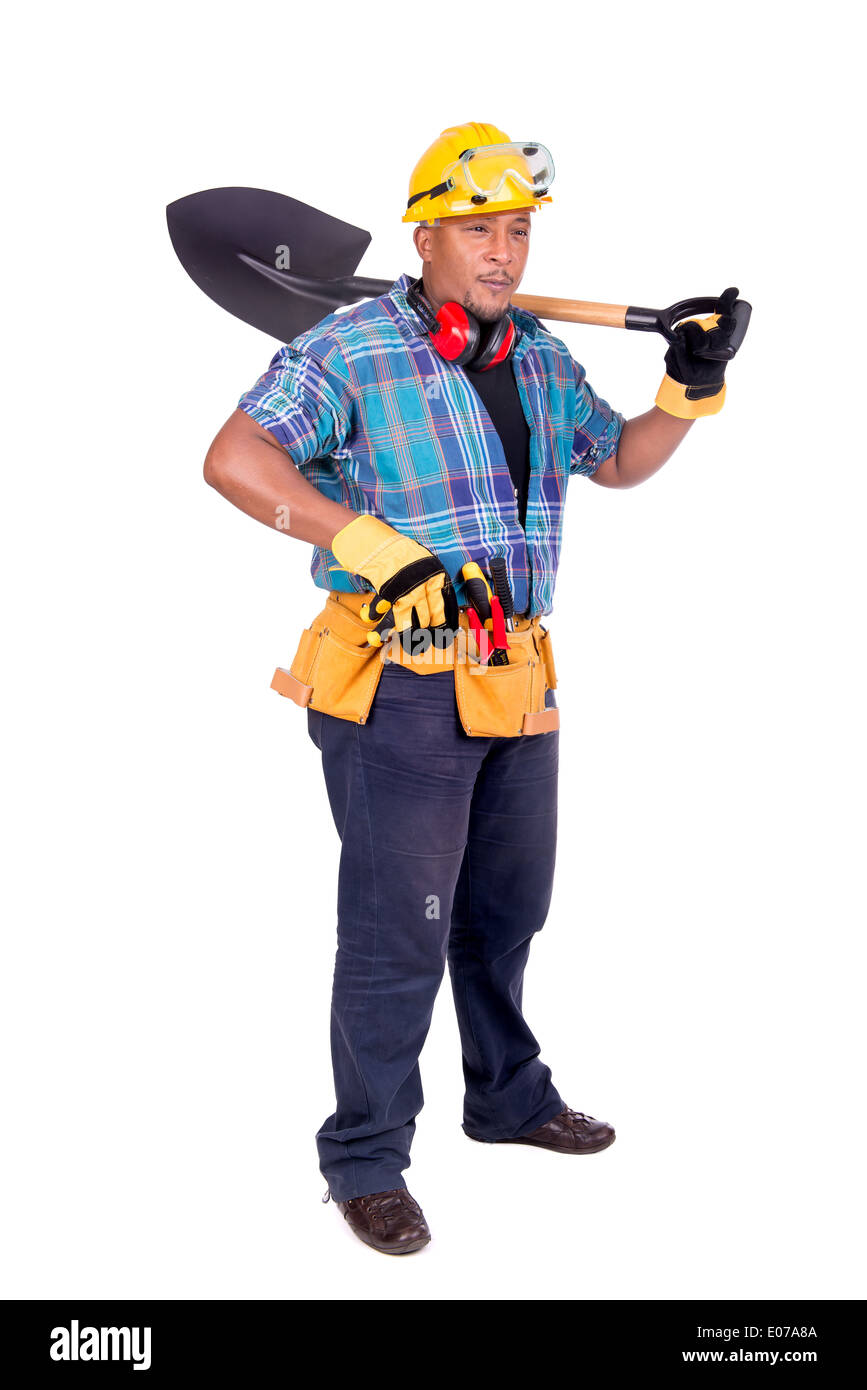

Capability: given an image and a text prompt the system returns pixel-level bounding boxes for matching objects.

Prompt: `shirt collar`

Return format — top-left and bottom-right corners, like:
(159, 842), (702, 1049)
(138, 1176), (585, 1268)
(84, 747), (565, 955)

(387, 271), (541, 360)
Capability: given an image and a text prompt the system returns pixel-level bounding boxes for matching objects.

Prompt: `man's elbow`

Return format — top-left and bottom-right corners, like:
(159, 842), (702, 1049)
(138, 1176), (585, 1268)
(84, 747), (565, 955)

(203, 425), (243, 494)
(203, 439), (226, 491)
(203, 409), (281, 492)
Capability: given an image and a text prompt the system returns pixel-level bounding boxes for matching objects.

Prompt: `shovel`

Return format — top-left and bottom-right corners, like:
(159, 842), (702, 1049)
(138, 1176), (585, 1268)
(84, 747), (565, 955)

(166, 186), (751, 358)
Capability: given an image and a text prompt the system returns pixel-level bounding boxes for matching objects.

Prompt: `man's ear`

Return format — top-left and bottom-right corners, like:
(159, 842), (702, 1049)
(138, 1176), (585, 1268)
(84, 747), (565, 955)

(413, 223), (434, 264)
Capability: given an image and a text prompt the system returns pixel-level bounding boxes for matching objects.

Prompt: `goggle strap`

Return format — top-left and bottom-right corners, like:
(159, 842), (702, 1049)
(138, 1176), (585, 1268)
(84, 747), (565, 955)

(406, 180), (452, 210)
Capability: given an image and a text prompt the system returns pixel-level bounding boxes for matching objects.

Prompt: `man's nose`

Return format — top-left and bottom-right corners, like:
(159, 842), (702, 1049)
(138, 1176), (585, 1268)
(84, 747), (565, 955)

(486, 230), (514, 262)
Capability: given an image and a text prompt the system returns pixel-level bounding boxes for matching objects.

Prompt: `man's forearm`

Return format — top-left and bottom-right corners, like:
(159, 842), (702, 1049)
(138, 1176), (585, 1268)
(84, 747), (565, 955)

(204, 408), (359, 548)
(591, 406), (694, 489)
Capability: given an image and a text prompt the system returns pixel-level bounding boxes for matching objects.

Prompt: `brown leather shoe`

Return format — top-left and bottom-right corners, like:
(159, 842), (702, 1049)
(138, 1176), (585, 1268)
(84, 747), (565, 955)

(469, 1105), (616, 1155)
(329, 1187), (431, 1255)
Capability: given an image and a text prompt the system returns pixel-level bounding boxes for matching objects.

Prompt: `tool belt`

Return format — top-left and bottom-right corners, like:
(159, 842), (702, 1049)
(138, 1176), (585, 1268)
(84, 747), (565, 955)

(271, 590), (559, 738)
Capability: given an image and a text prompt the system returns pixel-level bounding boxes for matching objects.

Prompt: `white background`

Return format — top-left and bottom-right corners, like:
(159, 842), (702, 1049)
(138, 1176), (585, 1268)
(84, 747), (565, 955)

(2, 0), (864, 1301)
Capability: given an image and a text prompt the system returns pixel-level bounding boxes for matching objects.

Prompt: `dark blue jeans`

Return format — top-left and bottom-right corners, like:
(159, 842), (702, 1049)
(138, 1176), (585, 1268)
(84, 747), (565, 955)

(307, 660), (564, 1201)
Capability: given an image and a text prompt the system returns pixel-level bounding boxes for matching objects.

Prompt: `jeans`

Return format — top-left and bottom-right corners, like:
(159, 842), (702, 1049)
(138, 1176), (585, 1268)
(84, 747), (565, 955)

(306, 660), (564, 1201)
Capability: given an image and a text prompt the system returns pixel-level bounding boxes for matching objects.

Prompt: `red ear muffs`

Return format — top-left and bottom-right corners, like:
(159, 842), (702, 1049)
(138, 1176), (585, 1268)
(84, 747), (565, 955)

(407, 278), (517, 372)
(429, 300), (481, 365)
(470, 314), (517, 371)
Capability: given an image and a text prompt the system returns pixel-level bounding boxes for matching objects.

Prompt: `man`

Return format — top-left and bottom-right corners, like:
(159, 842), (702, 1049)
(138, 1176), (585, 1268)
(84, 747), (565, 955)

(203, 122), (739, 1256)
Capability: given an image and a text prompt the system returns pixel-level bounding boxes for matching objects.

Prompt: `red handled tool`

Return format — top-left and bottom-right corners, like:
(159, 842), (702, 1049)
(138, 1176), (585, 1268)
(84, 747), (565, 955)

(466, 605), (493, 662)
(461, 561), (511, 666)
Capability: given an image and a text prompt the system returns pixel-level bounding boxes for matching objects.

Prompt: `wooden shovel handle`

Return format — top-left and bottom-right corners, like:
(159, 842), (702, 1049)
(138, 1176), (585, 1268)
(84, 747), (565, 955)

(510, 294), (628, 328)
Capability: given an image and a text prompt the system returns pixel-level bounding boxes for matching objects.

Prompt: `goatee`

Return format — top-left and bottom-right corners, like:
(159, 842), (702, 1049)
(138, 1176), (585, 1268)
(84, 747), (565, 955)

(464, 293), (510, 323)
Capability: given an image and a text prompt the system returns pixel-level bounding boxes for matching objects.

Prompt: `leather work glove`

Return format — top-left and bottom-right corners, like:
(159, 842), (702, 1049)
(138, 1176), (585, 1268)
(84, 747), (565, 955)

(330, 514), (459, 648)
(655, 286), (739, 419)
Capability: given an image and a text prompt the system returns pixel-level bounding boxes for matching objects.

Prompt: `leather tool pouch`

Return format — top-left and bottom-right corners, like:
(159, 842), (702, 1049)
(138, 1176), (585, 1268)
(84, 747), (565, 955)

(272, 591), (559, 738)
(454, 620), (559, 738)
(270, 592), (386, 725)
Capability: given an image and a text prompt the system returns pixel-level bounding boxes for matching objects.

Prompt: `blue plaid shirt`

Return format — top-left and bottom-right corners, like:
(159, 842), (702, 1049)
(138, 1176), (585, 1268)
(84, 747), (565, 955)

(237, 271), (624, 617)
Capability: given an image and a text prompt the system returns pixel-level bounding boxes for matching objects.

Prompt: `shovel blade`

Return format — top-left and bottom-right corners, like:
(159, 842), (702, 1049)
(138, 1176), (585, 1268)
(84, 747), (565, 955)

(166, 186), (372, 342)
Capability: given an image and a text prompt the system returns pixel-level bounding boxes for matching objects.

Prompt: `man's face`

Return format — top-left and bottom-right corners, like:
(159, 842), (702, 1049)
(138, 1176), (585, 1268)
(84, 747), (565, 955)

(413, 208), (533, 323)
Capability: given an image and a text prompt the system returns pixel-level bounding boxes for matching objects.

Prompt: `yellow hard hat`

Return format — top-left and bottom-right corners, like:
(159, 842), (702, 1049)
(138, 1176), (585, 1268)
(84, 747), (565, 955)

(403, 122), (554, 223)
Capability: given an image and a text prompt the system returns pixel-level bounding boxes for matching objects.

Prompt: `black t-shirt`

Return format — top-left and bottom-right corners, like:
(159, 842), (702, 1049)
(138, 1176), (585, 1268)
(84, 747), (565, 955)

(465, 354), (531, 530)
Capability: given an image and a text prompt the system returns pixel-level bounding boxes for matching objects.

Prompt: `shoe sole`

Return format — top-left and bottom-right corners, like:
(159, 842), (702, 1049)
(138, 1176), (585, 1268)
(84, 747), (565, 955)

(466, 1132), (616, 1155)
(349, 1231), (432, 1255)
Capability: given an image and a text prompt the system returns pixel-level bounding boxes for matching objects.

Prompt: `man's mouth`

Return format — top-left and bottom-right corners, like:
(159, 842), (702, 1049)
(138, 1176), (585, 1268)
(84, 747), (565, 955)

(480, 278), (510, 289)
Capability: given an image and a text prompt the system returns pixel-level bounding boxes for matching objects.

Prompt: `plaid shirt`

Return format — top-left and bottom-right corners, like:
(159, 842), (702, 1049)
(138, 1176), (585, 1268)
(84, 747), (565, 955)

(236, 271), (624, 617)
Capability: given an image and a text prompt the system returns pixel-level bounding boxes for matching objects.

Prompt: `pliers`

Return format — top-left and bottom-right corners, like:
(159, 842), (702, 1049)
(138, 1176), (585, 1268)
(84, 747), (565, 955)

(460, 562), (510, 666)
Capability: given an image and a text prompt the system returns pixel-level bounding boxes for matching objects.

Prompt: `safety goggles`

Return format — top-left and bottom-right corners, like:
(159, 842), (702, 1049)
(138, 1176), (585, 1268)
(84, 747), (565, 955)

(442, 141), (554, 200)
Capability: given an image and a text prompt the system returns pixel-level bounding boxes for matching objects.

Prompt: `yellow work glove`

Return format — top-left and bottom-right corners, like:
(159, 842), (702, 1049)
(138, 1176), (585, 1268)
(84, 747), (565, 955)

(330, 514), (459, 647)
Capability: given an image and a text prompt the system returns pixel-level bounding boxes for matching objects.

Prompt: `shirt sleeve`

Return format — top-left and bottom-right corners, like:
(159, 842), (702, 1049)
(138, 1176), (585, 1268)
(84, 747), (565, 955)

(236, 341), (352, 468)
(570, 358), (625, 477)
